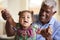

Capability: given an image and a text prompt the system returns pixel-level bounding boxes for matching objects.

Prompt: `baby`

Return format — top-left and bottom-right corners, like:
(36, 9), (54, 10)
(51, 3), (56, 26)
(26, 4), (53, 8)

(1, 9), (35, 40)
(15, 10), (35, 40)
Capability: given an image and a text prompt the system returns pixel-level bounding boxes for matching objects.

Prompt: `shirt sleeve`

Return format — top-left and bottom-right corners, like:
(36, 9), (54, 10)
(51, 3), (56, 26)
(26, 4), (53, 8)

(32, 23), (39, 31)
(53, 26), (60, 40)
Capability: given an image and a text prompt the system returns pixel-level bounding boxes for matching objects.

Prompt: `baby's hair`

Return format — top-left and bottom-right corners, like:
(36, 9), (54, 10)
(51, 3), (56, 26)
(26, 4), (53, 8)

(18, 10), (35, 22)
(18, 10), (34, 18)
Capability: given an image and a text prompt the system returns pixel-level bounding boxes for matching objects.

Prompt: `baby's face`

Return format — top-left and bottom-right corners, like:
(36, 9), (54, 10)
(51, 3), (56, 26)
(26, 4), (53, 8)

(19, 12), (32, 28)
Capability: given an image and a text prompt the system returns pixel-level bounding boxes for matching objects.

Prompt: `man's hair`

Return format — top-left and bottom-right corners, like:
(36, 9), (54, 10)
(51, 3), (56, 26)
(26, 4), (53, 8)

(42, 0), (57, 12)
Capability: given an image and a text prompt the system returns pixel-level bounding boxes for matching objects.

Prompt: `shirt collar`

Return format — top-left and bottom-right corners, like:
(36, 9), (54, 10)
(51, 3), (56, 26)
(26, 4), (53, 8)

(48, 17), (55, 25)
(38, 17), (56, 25)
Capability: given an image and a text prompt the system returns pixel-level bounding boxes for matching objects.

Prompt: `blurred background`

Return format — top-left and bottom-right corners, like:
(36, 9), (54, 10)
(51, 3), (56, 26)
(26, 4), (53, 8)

(0, 0), (60, 40)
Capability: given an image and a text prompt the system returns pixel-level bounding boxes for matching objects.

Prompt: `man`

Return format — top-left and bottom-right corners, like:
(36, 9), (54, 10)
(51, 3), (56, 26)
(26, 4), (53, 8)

(33, 0), (60, 40)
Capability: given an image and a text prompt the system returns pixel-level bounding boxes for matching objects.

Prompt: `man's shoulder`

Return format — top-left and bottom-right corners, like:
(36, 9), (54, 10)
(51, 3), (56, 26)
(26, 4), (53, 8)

(51, 17), (60, 25)
(54, 20), (60, 26)
(53, 17), (60, 25)
(52, 18), (60, 30)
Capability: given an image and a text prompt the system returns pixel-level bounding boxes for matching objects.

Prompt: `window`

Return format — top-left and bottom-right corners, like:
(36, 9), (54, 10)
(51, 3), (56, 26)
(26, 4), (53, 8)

(28, 0), (43, 14)
(58, 0), (60, 15)
(0, 0), (8, 11)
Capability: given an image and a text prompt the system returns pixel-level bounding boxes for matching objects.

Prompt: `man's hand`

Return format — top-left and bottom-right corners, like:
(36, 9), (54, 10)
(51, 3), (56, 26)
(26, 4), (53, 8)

(47, 26), (53, 35)
(36, 26), (52, 36)
(40, 26), (53, 38)
(1, 9), (11, 20)
(1, 9), (16, 27)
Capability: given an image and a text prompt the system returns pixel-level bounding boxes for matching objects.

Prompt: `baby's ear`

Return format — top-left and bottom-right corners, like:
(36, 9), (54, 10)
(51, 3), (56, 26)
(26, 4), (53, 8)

(31, 11), (34, 14)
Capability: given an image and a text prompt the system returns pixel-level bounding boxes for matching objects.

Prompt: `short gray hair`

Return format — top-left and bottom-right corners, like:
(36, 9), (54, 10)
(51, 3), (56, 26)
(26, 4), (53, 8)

(43, 0), (57, 12)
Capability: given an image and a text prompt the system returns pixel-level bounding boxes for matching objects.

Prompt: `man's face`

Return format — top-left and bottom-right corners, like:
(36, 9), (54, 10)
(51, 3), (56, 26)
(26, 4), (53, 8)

(19, 12), (32, 28)
(39, 4), (54, 24)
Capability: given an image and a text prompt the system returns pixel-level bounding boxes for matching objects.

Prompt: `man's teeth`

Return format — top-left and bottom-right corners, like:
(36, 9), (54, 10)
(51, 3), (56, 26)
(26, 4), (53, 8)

(41, 16), (46, 19)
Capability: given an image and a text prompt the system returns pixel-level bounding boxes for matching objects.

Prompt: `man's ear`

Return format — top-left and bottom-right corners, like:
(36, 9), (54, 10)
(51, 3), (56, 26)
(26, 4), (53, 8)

(53, 11), (57, 14)
(52, 11), (57, 15)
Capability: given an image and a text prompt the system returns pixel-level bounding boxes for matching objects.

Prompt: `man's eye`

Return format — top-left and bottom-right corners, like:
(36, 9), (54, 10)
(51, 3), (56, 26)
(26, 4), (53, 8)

(41, 9), (44, 12)
(46, 11), (50, 13)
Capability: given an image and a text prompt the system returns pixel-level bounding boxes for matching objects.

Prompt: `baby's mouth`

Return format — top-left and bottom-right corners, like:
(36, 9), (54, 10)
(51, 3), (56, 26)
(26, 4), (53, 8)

(24, 21), (28, 23)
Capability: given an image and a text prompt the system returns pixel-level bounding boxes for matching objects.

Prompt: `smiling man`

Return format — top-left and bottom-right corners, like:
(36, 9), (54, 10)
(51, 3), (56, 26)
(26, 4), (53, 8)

(32, 0), (60, 40)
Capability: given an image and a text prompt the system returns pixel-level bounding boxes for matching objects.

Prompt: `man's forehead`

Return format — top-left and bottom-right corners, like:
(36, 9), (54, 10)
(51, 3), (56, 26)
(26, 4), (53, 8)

(41, 4), (53, 11)
(42, 3), (53, 9)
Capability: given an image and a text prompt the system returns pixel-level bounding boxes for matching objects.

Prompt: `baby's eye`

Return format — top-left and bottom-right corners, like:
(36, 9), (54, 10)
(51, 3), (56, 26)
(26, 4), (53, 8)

(21, 16), (25, 18)
(27, 16), (30, 18)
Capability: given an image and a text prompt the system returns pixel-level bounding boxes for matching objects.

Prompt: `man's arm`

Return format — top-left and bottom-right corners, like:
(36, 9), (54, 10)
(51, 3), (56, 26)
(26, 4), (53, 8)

(5, 20), (16, 36)
(1, 9), (16, 36)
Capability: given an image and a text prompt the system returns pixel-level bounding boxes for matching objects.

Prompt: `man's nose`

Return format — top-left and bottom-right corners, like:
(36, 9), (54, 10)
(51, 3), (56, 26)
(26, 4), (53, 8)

(42, 11), (46, 16)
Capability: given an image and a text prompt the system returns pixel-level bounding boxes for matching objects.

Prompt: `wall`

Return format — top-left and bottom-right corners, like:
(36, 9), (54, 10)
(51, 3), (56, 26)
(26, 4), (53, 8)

(0, 0), (7, 35)
(0, 0), (29, 35)
(53, 0), (60, 22)
(8, 0), (20, 22)
(8, 0), (29, 22)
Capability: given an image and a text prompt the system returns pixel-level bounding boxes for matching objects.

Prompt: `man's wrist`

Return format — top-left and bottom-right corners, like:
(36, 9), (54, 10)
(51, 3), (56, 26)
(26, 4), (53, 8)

(45, 36), (52, 40)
